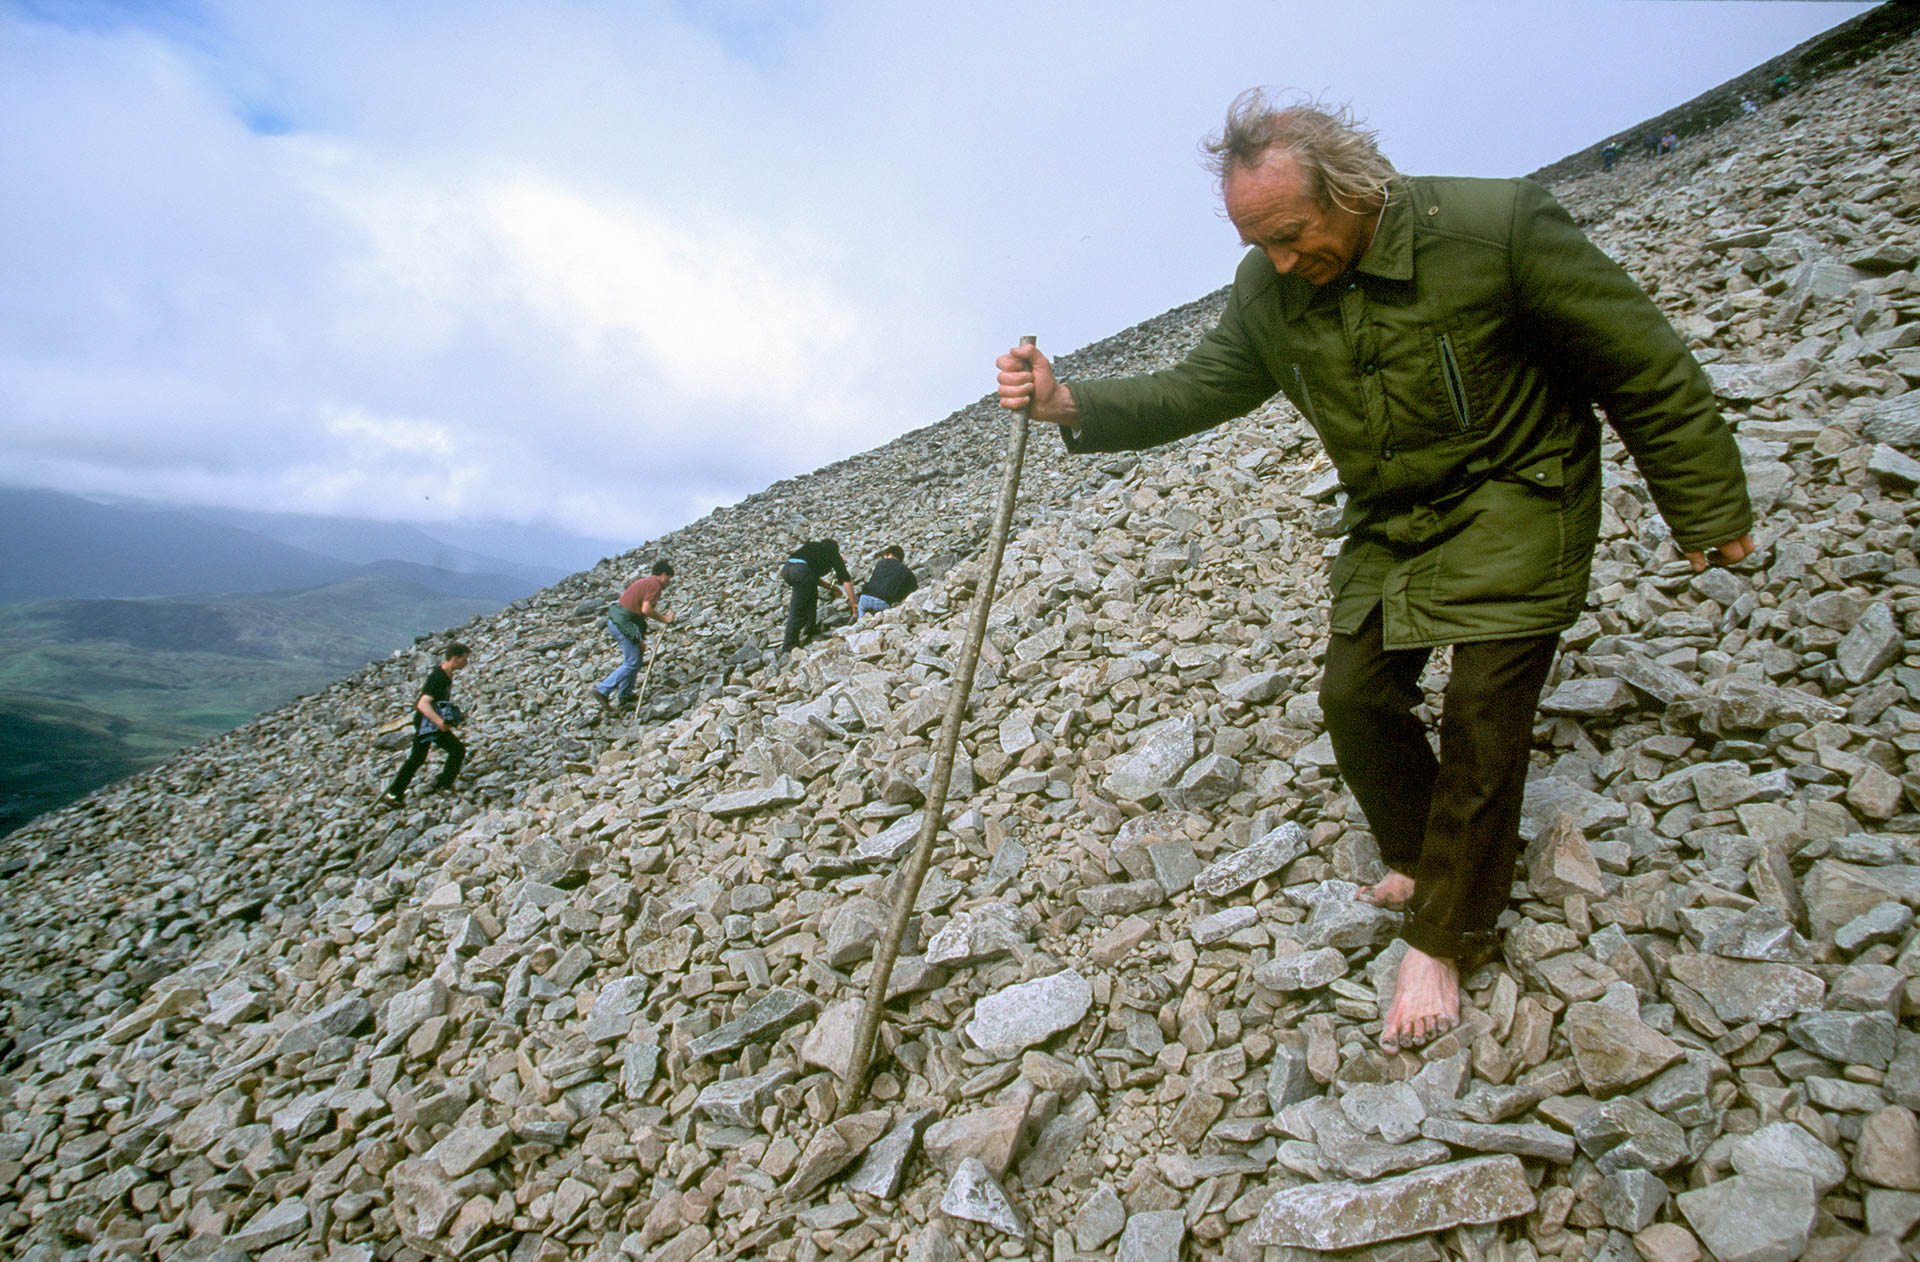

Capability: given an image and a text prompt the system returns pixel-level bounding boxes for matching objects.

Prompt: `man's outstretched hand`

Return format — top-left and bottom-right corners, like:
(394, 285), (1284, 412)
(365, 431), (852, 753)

(996, 343), (1080, 431)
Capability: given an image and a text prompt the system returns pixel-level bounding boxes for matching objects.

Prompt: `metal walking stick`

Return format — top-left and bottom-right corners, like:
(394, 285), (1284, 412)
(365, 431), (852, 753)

(838, 336), (1037, 1116)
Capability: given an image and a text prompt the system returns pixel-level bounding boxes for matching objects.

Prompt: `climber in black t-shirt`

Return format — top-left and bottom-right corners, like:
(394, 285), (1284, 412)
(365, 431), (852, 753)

(380, 643), (470, 807)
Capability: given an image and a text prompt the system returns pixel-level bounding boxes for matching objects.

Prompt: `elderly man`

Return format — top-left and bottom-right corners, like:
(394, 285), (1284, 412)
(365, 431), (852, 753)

(996, 93), (1753, 1053)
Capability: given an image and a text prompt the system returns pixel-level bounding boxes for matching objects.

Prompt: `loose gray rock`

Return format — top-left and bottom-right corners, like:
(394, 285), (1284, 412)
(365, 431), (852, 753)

(940, 1157), (1026, 1238)
(1250, 1155), (1536, 1249)
(1192, 821), (1306, 897)
(687, 987), (820, 1060)
(965, 969), (1093, 1054)
(1104, 717), (1197, 803)
(1676, 1169), (1818, 1262)
(1115, 1209), (1186, 1262)
(1730, 1121), (1848, 1194)
(1254, 947), (1347, 992)
(1072, 1184), (1126, 1252)
(705, 774), (806, 817)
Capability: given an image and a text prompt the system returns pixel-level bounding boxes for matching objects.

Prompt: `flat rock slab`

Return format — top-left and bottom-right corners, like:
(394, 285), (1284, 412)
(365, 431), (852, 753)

(704, 775), (806, 817)
(1116, 1209), (1186, 1262)
(1254, 946), (1347, 992)
(229, 1199), (310, 1251)
(1520, 778), (1627, 841)
(1526, 812), (1607, 900)
(800, 998), (864, 1079)
(275, 994), (371, 1057)
(1073, 1184), (1126, 1251)
(966, 969), (1092, 1054)
(428, 1125), (510, 1179)
(785, 1110), (891, 1202)
(856, 812), (924, 862)
(696, 1065), (794, 1127)
(687, 987), (819, 1060)
(1676, 1169), (1818, 1262)
(1665, 955), (1825, 1025)
(845, 1109), (937, 1199)
(1192, 822), (1306, 898)
(1730, 1121), (1847, 1193)
(1421, 1117), (1577, 1163)
(1251, 1155), (1536, 1249)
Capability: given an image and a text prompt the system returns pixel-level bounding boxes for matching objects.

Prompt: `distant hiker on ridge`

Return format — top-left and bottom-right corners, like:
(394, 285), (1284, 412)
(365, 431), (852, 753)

(380, 642), (471, 807)
(858, 544), (919, 618)
(994, 92), (1752, 1057)
(593, 560), (675, 711)
(780, 539), (856, 653)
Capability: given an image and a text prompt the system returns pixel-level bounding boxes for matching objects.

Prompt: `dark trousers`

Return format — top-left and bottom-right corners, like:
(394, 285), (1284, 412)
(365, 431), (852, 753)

(386, 729), (464, 798)
(781, 560), (817, 653)
(1319, 606), (1559, 959)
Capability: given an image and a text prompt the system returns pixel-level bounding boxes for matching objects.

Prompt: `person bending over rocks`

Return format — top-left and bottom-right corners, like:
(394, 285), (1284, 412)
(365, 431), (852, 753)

(381, 642), (472, 807)
(858, 544), (919, 617)
(593, 560), (675, 710)
(780, 539), (856, 653)
(995, 92), (1753, 1054)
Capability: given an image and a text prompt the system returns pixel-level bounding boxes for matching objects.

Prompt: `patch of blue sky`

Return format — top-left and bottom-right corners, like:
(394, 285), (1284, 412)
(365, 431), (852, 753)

(9, 0), (209, 38)
(667, 0), (819, 66)
(10, 0), (297, 135)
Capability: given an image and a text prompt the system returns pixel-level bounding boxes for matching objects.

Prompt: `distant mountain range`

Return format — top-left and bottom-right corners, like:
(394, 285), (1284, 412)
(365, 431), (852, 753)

(0, 486), (625, 601)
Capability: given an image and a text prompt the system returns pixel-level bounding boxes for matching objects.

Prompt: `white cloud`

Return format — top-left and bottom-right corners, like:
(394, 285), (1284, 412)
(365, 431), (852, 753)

(0, 0), (1877, 542)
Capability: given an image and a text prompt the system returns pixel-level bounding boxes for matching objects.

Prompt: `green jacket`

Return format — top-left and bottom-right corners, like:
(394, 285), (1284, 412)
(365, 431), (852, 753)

(1068, 176), (1752, 649)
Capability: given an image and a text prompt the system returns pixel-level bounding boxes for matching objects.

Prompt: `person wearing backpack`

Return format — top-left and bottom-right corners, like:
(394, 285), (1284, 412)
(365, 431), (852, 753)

(380, 642), (471, 807)
(593, 560), (675, 709)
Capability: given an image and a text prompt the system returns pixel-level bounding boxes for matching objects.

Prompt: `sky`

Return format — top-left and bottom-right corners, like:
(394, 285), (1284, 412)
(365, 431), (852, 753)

(0, 0), (1877, 550)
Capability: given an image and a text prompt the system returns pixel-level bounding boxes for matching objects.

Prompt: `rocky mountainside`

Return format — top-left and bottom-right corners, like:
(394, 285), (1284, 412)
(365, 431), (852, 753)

(4, 26), (1920, 1262)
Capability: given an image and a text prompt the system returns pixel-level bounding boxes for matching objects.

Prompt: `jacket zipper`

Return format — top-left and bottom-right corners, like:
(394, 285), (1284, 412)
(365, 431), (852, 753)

(1291, 364), (1321, 430)
(1437, 334), (1473, 432)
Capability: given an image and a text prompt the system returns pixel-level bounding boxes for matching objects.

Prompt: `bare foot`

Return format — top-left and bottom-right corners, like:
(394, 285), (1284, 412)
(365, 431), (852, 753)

(1380, 946), (1460, 1053)
(1356, 871), (1416, 909)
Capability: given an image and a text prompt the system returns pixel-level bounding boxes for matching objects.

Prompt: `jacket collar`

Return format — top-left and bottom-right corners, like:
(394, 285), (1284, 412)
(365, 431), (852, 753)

(1356, 176), (1416, 282)
(1274, 175), (1416, 321)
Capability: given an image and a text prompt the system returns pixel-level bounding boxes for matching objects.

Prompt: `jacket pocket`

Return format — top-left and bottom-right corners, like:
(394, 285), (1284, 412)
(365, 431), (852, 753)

(1291, 364), (1322, 430)
(1436, 333), (1473, 432)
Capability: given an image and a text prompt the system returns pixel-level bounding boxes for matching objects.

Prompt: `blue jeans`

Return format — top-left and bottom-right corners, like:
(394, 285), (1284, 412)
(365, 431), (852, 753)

(596, 617), (645, 700)
(857, 594), (890, 617)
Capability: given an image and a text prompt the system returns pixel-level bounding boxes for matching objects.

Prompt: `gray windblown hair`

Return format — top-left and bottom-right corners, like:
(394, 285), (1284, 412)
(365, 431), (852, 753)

(1201, 90), (1398, 213)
